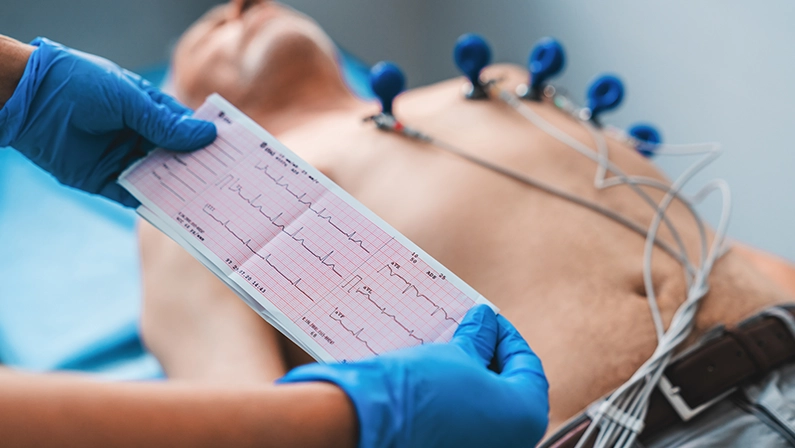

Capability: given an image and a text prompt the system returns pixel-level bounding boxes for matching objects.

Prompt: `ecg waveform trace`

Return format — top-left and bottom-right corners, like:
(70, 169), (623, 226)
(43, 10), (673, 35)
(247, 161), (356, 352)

(120, 95), (488, 362)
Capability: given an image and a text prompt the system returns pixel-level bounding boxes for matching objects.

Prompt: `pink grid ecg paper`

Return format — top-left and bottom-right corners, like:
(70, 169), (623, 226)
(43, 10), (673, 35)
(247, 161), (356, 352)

(121, 94), (491, 362)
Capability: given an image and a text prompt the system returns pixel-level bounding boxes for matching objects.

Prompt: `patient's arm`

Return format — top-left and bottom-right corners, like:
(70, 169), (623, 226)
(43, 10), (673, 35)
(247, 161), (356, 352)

(734, 244), (795, 298)
(139, 221), (288, 383)
(0, 35), (33, 108)
(0, 367), (357, 448)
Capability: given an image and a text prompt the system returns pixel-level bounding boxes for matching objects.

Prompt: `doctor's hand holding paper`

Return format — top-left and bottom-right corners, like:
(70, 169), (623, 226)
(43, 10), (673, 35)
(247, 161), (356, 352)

(280, 305), (550, 448)
(0, 36), (217, 208)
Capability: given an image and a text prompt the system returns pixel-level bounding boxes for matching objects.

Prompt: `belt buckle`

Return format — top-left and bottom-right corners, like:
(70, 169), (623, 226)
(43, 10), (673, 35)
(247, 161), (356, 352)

(658, 376), (736, 421)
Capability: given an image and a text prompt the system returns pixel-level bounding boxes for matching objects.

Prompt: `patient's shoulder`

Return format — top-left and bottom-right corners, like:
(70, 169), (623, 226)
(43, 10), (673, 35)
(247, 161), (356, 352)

(483, 63), (529, 84)
(400, 63), (528, 104)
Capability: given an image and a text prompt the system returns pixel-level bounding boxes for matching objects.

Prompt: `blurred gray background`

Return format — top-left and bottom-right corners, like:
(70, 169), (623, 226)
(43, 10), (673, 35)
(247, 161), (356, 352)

(3, 0), (794, 261)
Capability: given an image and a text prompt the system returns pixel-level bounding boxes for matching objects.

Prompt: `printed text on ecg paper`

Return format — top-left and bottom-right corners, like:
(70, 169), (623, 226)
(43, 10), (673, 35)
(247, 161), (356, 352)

(122, 95), (489, 362)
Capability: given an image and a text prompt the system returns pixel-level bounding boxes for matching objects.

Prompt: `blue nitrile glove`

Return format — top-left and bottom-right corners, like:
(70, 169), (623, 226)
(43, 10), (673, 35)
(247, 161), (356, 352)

(278, 305), (549, 448)
(0, 38), (216, 207)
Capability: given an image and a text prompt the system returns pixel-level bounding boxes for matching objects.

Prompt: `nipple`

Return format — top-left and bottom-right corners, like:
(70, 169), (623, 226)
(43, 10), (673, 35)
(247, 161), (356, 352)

(518, 37), (565, 101)
(454, 33), (492, 100)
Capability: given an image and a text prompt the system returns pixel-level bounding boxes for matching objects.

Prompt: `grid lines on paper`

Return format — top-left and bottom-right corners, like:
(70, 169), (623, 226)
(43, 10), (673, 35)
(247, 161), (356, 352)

(124, 101), (478, 362)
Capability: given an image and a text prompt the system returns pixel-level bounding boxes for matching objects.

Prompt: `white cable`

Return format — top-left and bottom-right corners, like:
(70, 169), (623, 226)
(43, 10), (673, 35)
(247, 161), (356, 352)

(588, 129), (715, 277)
(618, 181), (729, 448)
(586, 128), (711, 339)
(369, 80), (733, 447)
(585, 166), (730, 448)
(485, 86), (732, 448)
(493, 87), (714, 340)
(579, 159), (731, 447)
(364, 115), (694, 271)
(492, 87), (699, 279)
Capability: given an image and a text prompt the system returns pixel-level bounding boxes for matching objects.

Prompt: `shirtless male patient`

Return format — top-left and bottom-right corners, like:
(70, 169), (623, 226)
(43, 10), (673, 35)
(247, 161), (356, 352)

(139, 0), (795, 446)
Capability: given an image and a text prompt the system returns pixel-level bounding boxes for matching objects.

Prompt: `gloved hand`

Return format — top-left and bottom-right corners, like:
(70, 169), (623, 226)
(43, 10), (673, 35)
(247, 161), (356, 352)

(279, 305), (549, 448)
(0, 38), (216, 207)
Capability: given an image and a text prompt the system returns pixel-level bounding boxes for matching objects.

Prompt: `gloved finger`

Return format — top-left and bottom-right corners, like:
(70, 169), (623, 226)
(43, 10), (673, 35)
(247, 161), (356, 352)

(122, 86), (217, 152)
(451, 305), (499, 367)
(495, 315), (546, 385)
(149, 90), (193, 117)
(99, 182), (140, 208)
(125, 70), (192, 116)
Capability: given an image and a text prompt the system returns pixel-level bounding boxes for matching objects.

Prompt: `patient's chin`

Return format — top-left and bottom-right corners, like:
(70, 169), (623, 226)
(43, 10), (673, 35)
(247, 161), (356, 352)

(241, 27), (338, 90)
(173, 32), (337, 113)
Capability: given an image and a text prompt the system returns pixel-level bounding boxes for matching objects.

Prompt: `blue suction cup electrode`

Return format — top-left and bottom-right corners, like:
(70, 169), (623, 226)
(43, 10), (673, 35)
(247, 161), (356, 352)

(585, 74), (624, 125)
(454, 33), (492, 100)
(628, 123), (662, 157)
(369, 61), (406, 116)
(523, 37), (565, 100)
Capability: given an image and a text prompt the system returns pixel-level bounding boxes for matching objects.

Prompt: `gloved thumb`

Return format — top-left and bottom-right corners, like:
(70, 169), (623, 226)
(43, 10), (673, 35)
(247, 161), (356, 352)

(99, 181), (141, 208)
(124, 87), (217, 152)
(495, 315), (546, 386)
(451, 305), (499, 367)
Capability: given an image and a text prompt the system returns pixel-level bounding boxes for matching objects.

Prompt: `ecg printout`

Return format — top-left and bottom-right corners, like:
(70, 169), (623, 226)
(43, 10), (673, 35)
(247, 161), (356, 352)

(121, 94), (492, 363)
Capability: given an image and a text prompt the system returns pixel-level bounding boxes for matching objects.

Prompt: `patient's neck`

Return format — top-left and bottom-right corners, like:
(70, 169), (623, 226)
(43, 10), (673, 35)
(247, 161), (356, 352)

(242, 76), (363, 136)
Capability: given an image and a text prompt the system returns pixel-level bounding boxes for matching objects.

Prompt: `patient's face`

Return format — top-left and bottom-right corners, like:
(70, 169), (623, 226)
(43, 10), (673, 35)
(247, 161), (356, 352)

(172, 0), (341, 110)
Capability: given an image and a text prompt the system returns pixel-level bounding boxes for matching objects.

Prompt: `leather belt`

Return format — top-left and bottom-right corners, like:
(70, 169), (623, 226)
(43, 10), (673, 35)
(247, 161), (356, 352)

(540, 306), (795, 448)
